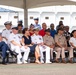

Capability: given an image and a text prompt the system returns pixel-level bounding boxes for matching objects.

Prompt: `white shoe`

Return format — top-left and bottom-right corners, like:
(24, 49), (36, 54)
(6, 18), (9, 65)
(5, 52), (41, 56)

(46, 61), (52, 64)
(23, 61), (28, 64)
(41, 60), (44, 64)
(17, 62), (22, 64)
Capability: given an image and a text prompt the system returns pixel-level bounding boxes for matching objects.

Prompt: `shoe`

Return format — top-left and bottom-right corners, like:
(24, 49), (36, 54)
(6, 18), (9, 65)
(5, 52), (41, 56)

(2, 58), (7, 65)
(35, 61), (41, 64)
(23, 61), (28, 64)
(62, 58), (66, 63)
(41, 60), (44, 64)
(46, 61), (52, 64)
(2, 62), (7, 65)
(17, 61), (22, 64)
(69, 58), (73, 63)
(55, 59), (60, 63)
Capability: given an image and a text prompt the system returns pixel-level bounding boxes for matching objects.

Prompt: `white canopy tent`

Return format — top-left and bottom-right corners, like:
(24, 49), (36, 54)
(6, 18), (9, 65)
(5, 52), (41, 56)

(0, 0), (76, 27)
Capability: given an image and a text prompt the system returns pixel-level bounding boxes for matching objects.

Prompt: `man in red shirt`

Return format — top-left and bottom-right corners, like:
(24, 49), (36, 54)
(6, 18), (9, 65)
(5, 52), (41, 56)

(39, 23), (47, 37)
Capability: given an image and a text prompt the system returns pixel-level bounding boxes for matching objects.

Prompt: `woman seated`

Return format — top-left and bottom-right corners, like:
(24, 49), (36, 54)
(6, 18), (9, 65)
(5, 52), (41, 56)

(29, 24), (34, 36)
(21, 28), (41, 64)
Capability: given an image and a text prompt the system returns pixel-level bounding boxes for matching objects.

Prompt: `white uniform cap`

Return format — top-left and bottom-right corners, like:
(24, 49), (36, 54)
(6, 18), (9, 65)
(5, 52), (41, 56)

(4, 21), (12, 25)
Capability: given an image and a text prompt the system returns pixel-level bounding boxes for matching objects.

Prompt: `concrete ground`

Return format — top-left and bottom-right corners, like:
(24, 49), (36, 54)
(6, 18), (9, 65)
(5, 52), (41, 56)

(0, 63), (76, 75)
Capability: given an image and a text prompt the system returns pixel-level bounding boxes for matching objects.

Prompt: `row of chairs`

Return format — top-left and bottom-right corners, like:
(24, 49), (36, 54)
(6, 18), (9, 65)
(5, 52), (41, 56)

(0, 49), (76, 64)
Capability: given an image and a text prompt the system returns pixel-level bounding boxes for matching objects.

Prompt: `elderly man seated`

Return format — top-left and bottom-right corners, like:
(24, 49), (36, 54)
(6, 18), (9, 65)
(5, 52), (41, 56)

(0, 35), (9, 65)
(9, 27), (30, 64)
(43, 29), (55, 62)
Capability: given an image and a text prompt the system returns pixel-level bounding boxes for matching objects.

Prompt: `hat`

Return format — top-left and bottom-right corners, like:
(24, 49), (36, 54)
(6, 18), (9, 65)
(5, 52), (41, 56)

(34, 18), (39, 20)
(18, 20), (23, 23)
(33, 28), (40, 31)
(17, 24), (23, 27)
(4, 21), (12, 25)
(45, 29), (50, 32)
(12, 27), (18, 30)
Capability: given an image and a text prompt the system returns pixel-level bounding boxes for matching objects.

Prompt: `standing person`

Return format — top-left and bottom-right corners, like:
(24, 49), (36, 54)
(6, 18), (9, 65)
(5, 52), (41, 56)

(50, 23), (56, 38)
(9, 27), (30, 64)
(39, 23), (47, 37)
(2, 21), (12, 45)
(18, 20), (23, 25)
(43, 29), (55, 62)
(17, 24), (23, 34)
(21, 28), (41, 64)
(31, 28), (51, 64)
(56, 21), (63, 31)
(34, 18), (41, 30)
(0, 35), (9, 65)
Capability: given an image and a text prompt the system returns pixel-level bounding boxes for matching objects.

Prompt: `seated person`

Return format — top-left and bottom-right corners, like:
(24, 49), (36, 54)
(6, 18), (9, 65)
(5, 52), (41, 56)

(21, 28), (41, 64)
(31, 28), (51, 64)
(64, 26), (70, 38)
(69, 30), (76, 63)
(39, 23), (47, 37)
(0, 35), (9, 65)
(43, 29), (55, 61)
(9, 27), (30, 64)
(55, 28), (73, 63)
(50, 23), (56, 38)
(2, 21), (12, 45)
(29, 24), (34, 36)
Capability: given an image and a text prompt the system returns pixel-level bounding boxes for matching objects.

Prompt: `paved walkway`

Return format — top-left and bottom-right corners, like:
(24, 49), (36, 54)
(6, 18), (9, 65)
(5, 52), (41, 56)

(0, 63), (76, 75)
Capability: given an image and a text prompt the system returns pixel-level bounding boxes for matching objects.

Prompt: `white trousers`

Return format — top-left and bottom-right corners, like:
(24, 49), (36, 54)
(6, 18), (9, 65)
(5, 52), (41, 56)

(39, 45), (50, 62)
(11, 46), (30, 62)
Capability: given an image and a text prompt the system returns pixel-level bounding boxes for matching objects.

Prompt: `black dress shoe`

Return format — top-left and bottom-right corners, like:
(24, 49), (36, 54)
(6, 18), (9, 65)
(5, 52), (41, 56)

(2, 62), (7, 65)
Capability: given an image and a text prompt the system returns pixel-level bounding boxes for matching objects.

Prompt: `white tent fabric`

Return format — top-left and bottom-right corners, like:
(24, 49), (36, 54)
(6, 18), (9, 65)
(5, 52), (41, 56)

(0, 0), (76, 9)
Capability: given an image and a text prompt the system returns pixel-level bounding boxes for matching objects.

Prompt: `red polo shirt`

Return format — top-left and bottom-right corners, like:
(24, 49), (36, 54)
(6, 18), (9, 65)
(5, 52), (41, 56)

(39, 29), (46, 37)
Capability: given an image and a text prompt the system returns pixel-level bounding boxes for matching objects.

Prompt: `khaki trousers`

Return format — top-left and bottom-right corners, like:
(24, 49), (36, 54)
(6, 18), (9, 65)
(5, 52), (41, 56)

(55, 47), (73, 59)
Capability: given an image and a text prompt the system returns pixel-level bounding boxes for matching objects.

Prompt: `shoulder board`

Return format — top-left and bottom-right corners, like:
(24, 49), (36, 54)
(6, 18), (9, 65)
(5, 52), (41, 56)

(3, 29), (6, 31)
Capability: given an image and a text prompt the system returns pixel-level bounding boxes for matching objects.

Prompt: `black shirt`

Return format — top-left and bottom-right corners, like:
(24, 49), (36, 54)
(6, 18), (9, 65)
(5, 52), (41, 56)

(22, 36), (32, 45)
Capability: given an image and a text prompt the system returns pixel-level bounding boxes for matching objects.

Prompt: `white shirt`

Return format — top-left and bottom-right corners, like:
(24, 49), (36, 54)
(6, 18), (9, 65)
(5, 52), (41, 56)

(69, 37), (76, 48)
(31, 34), (43, 44)
(2, 29), (12, 40)
(9, 33), (21, 47)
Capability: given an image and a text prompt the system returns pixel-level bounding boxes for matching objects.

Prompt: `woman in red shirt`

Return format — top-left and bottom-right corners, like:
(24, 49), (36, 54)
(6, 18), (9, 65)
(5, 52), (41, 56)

(29, 24), (34, 36)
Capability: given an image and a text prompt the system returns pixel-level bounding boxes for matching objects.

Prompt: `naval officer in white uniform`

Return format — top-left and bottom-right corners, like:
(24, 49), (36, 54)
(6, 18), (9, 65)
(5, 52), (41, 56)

(9, 27), (30, 64)
(31, 28), (51, 64)
(2, 21), (12, 45)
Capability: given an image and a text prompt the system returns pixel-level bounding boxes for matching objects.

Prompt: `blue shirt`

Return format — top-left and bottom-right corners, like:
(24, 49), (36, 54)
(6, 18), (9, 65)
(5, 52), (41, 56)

(34, 24), (41, 30)
(50, 30), (56, 38)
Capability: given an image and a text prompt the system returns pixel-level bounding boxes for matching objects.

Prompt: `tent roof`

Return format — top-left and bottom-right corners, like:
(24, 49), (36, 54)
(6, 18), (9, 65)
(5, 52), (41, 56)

(0, 0), (76, 9)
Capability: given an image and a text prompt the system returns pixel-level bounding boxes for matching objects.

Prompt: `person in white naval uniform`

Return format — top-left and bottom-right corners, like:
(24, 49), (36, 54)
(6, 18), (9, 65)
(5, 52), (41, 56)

(9, 27), (30, 64)
(31, 28), (51, 64)
(2, 21), (12, 46)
